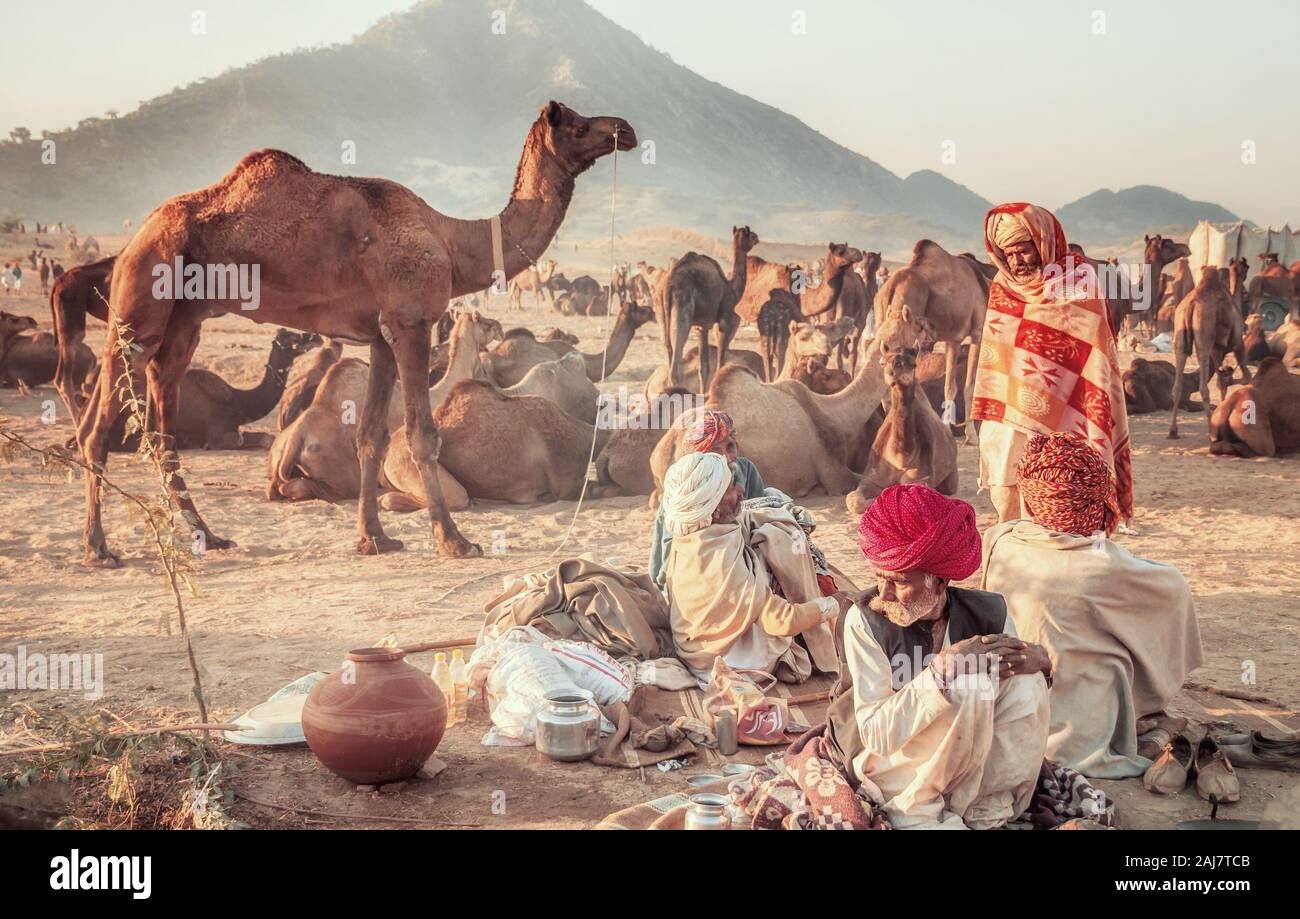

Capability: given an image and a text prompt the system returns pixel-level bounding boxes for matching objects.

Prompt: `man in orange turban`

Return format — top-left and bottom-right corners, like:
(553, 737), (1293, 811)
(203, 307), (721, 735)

(973, 203), (1133, 527)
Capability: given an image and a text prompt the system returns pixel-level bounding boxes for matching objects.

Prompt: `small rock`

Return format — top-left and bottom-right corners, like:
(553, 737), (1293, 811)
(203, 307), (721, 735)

(417, 755), (448, 781)
(355, 784), (377, 793)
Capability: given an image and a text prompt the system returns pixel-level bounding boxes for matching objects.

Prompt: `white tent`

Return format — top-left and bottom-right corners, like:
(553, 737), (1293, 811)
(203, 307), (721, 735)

(1188, 220), (1298, 272)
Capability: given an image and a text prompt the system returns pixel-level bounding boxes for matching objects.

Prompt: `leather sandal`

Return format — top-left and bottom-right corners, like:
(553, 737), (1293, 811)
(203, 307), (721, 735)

(1217, 731), (1300, 772)
(1195, 735), (1241, 803)
(1143, 734), (1194, 795)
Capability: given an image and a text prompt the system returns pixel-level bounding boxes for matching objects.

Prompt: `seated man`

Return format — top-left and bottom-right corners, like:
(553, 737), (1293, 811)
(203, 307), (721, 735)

(660, 452), (848, 686)
(648, 410), (769, 592)
(982, 432), (1203, 778)
(823, 484), (1053, 829)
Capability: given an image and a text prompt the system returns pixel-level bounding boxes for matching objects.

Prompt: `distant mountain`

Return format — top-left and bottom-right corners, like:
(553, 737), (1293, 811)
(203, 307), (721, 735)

(0, 0), (989, 254)
(1058, 186), (1240, 244)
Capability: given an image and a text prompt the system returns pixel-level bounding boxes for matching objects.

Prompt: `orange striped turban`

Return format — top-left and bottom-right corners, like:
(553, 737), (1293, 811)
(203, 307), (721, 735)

(1017, 432), (1121, 536)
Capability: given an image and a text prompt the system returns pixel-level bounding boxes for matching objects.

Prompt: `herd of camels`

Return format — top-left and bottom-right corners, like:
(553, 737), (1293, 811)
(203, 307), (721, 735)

(2, 101), (1298, 568)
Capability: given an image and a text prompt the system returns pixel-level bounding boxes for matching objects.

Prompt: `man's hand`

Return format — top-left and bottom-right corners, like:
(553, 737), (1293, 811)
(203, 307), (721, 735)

(994, 641), (1051, 680)
(931, 633), (1025, 681)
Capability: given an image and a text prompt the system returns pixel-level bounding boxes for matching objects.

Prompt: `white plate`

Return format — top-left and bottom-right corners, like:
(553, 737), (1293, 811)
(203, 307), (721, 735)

(224, 695), (308, 746)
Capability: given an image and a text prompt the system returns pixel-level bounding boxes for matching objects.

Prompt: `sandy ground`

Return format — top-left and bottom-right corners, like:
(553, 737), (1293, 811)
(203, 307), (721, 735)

(1, 230), (1297, 829)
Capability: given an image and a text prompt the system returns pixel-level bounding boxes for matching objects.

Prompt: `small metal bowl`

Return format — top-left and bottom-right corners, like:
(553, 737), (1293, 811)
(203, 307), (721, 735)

(722, 763), (757, 776)
(687, 773), (725, 787)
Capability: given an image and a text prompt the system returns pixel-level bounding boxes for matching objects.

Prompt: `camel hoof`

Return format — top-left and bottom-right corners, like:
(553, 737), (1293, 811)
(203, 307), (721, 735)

(205, 535), (237, 551)
(357, 535), (404, 556)
(83, 547), (121, 570)
(1167, 430), (1180, 440)
(439, 539), (482, 559)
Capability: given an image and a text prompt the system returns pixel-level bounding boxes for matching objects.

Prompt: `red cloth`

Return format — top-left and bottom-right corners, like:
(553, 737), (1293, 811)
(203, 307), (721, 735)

(684, 410), (734, 452)
(856, 484), (982, 581)
(1016, 432), (1120, 537)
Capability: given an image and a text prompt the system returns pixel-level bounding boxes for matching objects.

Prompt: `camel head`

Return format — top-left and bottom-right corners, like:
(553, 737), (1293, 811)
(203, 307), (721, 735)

(862, 252), (882, 277)
(617, 298), (655, 329)
(787, 320), (833, 359)
(826, 242), (864, 269)
(875, 303), (936, 353)
(537, 101), (637, 176)
(454, 309), (504, 351)
(733, 226), (760, 254)
(0, 311), (37, 338)
(270, 328), (323, 363)
(880, 340), (919, 389)
(1144, 234), (1190, 267)
(1229, 256), (1250, 284)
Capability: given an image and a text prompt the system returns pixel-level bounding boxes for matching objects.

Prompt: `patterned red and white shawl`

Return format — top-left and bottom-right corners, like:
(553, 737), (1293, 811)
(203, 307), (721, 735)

(972, 203), (1133, 520)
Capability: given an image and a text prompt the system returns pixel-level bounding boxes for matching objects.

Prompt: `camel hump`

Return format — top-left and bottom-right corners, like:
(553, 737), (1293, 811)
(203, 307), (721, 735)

(911, 239), (943, 265)
(216, 149), (312, 190)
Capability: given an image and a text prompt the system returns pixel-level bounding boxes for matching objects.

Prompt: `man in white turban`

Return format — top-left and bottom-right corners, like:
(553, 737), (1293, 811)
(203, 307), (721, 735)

(660, 453), (851, 685)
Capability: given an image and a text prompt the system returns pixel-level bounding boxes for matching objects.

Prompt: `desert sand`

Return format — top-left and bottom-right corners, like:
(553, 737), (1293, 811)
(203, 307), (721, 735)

(1, 230), (1297, 829)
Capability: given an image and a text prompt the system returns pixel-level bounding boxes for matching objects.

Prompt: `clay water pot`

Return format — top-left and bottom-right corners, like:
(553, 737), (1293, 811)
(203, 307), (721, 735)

(301, 647), (447, 785)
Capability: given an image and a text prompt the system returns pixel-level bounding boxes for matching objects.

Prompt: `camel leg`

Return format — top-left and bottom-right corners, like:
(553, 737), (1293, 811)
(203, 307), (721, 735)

(697, 325), (712, 394)
(668, 305), (690, 391)
(80, 320), (148, 568)
(147, 316), (234, 552)
(942, 343), (959, 434)
(54, 309), (88, 425)
(389, 323), (481, 559)
(1168, 339), (1190, 439)
(355, 342), (402, 555)
(718, 314), (738, 382)
(1233, 414), (1275, 458)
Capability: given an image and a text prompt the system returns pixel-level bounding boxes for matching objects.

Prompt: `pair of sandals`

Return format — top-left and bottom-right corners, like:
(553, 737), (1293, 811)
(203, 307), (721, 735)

(1143, 726), (1240, 803)
(1217, 730), (1300, 771)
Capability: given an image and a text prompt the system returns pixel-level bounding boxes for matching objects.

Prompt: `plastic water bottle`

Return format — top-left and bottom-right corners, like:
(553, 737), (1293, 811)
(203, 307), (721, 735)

(431, 652), (454, 720)
(449, 649), (469, 725)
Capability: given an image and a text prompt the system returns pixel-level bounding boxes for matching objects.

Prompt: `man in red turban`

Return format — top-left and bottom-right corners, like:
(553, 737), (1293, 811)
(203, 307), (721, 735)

(820, 484), (1054, 829)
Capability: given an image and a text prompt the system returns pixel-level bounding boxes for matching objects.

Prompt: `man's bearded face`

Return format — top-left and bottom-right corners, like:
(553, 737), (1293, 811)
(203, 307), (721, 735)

(869, 569), (945, 627)
(1003, 239), (1042, 283)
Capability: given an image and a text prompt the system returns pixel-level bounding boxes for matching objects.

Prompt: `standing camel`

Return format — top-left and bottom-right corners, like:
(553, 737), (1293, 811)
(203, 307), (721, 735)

(76, 100), (634, 567)
(661, 225), (758, 393)
(874, 240), (989, 444)
(507, 259), (557, 311)
(1142, 234), (1191, 332)
(1169, 266), (1250, 439)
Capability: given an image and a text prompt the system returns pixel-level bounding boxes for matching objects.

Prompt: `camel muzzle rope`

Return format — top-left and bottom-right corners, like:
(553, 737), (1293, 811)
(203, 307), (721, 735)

(545, 128), (622, 561)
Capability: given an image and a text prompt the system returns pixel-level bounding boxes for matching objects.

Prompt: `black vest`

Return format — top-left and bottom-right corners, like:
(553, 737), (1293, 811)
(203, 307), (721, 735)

(821, 586), (1008, 788)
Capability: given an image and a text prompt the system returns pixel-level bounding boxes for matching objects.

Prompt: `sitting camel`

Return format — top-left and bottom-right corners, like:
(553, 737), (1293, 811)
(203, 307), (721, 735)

(642, 343), (767, 400)
(1209, 358), (1300, 458)
(1243, 314), (1271, 365)
(278, 338), (343, 429)
(874, 240), (989, 445)
(589, 387), (695, 498)
(416, 380), (612, 504)
(1247, 254), (1298, 316)
(1122, 357), (1203, 415)
(776, 316), (856, 381)
(661, 226), (758, 392)
(846, 340), (957, 515)
(503, 350), (599, 423)
(110, 329), (321, 451)
(1, 313), (96, 392)
(269, 311), (499, 504)
(481, 299), (652, 387)
(1265, 317), (1300, 368)
(1170, 267), (1250, 439)
(649, 306), (931, 500)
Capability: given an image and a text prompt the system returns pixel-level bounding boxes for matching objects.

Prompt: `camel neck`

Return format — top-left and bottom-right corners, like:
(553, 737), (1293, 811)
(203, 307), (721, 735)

(430, 326), (486, 407)
(586, 312), (637, 380)
(447, 121), (576, 299)
(802, 264), (847, 317)
(887, 381), (917, 455)
(237, 344), (295, 424)
(815, 337), (888, 440)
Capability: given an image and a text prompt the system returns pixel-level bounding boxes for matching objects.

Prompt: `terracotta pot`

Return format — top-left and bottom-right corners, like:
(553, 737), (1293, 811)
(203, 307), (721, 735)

(302, 647), (447, 785)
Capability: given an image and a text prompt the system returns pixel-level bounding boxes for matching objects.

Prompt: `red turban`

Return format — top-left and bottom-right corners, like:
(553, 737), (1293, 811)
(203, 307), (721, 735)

(1017, 432), (1120, 536)
(856, 484), (982, 581)
(685, 410), (734, 453)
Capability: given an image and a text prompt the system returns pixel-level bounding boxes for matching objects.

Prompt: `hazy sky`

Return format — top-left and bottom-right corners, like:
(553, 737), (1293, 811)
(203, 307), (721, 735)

(2, 0), (1294, 223)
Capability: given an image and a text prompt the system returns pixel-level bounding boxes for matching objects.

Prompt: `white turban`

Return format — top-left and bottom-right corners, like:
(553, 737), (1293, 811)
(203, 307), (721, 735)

(990, 212), (1033, 251)
(662, 452), (733, 536)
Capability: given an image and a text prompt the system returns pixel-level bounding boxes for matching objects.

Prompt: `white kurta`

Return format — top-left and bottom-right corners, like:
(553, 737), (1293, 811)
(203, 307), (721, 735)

(842, 603), (1049, 830)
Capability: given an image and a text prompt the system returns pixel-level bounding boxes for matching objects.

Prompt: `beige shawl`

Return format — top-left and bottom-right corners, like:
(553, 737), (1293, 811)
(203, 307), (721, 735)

(981, 520), (1203, 778)
(664, 505), (838, 679)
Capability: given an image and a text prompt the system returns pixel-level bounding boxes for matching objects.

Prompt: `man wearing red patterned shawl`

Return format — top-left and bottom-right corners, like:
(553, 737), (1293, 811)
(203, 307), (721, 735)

(973, 203), (1133, 526)
(822, 485), (1052, 829)
(981, 433), (1202, 779)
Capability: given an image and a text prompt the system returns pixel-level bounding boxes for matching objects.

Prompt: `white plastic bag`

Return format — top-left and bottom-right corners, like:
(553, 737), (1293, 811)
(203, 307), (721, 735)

(543, 639), (633, 706)
(481, 643), (615, 746)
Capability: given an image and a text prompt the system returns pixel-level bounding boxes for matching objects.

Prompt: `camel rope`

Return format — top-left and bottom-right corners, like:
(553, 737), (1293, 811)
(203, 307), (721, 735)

(544, 128), (621, 562)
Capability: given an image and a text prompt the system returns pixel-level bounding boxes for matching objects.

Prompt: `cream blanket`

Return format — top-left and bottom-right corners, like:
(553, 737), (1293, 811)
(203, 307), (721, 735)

(664, 505), (838, 682)
(981, 520), (1203, 778)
